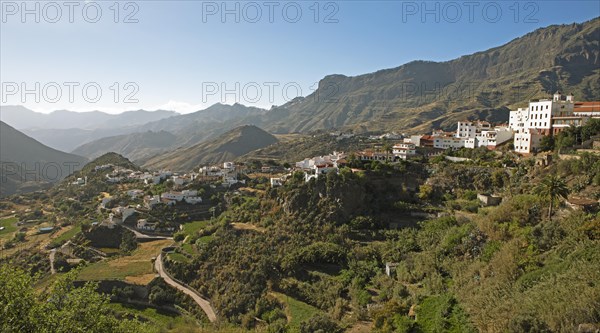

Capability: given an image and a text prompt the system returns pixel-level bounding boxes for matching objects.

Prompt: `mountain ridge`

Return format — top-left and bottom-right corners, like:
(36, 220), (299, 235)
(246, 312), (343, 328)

(0, 121), (88, 196)
(142, 125), (278, 171)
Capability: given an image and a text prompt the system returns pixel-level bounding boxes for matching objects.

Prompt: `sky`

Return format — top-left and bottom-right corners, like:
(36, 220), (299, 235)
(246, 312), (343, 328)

(1, 0), (599, 114)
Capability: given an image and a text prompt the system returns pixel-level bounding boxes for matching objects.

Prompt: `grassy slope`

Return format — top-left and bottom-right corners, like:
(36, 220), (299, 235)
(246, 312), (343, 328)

(78, 239), (172, 284)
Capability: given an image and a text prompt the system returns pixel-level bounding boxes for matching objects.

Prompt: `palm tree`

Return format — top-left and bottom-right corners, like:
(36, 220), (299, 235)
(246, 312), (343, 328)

(534, 175), (569, 219)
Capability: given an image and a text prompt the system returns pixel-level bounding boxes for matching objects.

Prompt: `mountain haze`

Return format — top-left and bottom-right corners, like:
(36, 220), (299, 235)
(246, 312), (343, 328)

(0, 106), (178, 152)
(0, 106), (177, 130)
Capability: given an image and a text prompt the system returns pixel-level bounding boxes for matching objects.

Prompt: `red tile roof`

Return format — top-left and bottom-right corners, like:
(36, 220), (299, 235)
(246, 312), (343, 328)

(574, 101), (600, 112)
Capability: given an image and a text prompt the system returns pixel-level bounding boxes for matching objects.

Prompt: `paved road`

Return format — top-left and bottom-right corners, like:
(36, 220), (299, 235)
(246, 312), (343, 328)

(154, 253), (217, 322)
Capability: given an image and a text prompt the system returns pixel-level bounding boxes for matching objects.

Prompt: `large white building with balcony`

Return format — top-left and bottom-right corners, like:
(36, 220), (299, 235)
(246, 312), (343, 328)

(510, 92), (576, 154)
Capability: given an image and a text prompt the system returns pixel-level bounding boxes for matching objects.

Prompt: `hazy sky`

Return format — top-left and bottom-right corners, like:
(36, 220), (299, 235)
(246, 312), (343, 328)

(1, 0), (598, 113)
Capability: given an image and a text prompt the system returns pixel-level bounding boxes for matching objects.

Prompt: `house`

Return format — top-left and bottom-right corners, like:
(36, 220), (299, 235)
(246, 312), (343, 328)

(573, 101), (600, 117)
(127, 189), (145, 199)
(452, 121), (513, 149)
(161, 198), (177, 206)
(270, 177), (284, 187)
(94, 164), (113, 172)
(567, 197), (599, 212)
(184, 196), (203, 204)
(200, 166), (224, 177)
(433, 134), (466, 149)
(419, 135), (435, 147)
(72, 177), (87, 185)
(295, 152), (347, 170)
(304, 163), (337, 182)
(108, 213), (121, 224)
(112, 206), (136, 222)
(136, 219), (156, 231)
(477, 194), (502, 207)
(172, 176), (191, 186)
(392, 143), (416, 160)
(161, 192), (184, 202)
(100, 196), (114, 209)
(182, 189), (198, 197)
(106, 174), (123, 183)
(223, 162), (235, 170)
(223, 176), (245, 187)
(385, 262), (399, 277)
(357, 150), (393, 162)
(144, 195), (161, 209)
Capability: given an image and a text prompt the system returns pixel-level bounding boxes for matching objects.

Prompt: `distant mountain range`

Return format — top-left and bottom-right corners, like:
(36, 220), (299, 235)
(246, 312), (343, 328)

(0, 121), (87, 196)
(0, 106), (178, 151)
(0, 106), (178, 130)
(142, 125), (278, 171)
(1, 18), (598, 166)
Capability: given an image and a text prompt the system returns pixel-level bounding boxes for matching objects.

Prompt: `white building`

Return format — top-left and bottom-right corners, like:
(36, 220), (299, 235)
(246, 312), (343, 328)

(514, 129), (544, 155)
(433, 135), (467, 149)
(392, 143), (416, 160)
(305, 164), (337, 182)
(136, 219), (156, 231)
(142, 173), (162, 185)
(477, 126), (513, 149)
(456, 120), (492, 138)
(95, 164), (113, 172)
(127, 189), (145, 199)
(184, 196), (203, 204)
(106, 174), (123, 183)
(144, 195), (161, 209)
(270, 177), (284, 187)
(182, 189), (198, 197)
(172, 176), (192, 186)
(295, 152), (346, 170)
(200, 166), (224, 177)
(112, 206), (136, 222)
(510, 92), (575, 154)
(223, 176), (245, 187)
(452, 120), (513, 149)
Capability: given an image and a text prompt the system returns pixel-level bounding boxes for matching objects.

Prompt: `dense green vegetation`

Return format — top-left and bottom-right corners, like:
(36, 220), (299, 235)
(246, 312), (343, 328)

(0, 266), (149, 332)
(1, 142), (600, 332)
(161, 152), (600, 332)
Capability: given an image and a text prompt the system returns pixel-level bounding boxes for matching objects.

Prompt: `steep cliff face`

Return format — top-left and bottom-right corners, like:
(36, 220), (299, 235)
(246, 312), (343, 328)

(256, 18), (599, 134)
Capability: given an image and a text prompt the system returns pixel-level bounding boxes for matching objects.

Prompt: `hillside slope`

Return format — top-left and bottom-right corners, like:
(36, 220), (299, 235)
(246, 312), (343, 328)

(143, 125), (278, 171)
(69, 103), (268, 161)
(0, 121), (88, 196)
(71, 131), (177, 161)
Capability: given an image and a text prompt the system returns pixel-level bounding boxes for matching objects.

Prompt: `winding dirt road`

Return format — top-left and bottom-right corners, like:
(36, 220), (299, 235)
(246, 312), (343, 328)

(154, 253), (217, 322)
